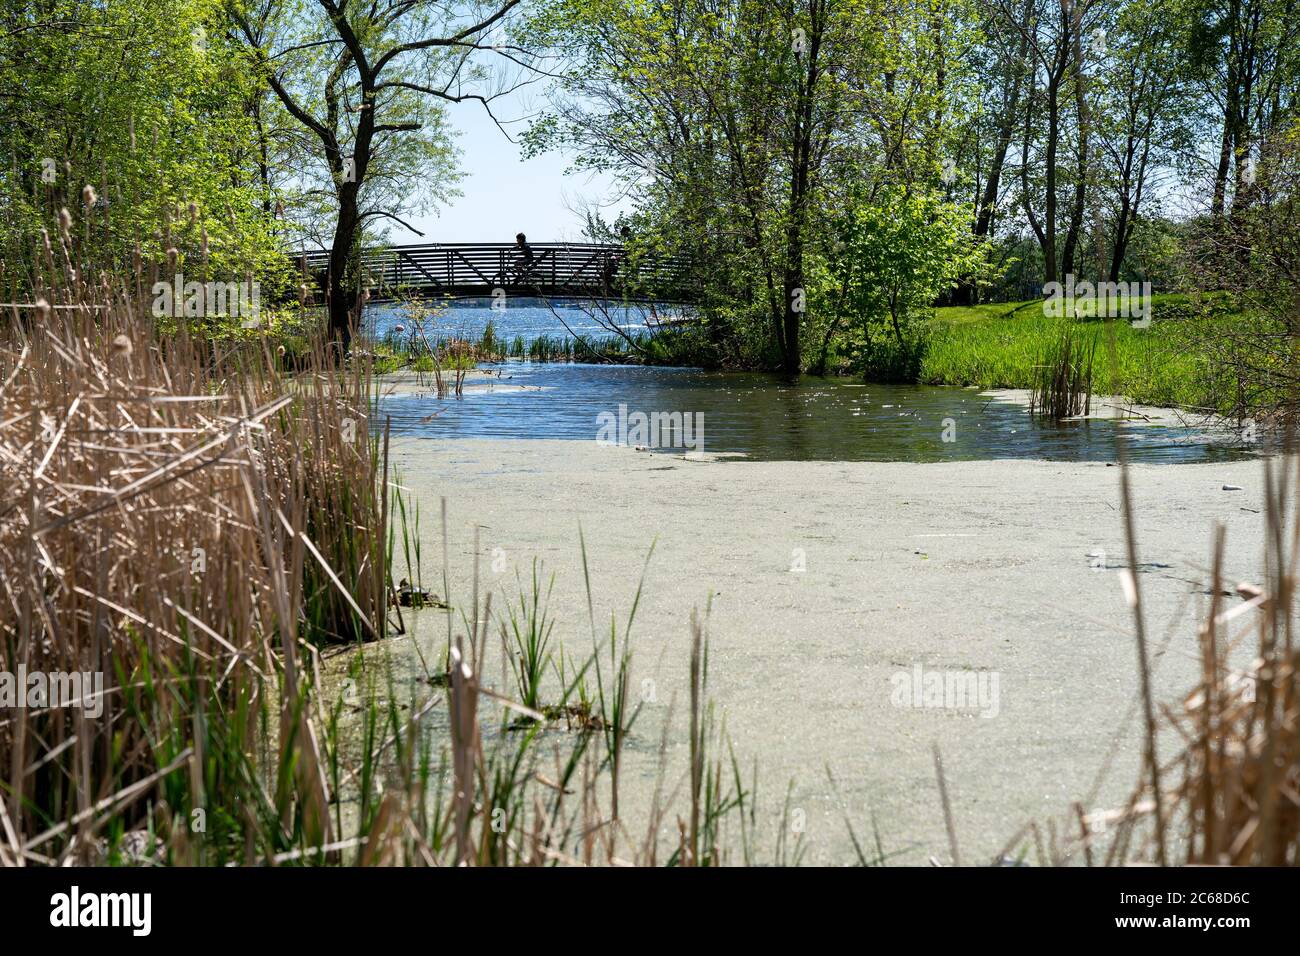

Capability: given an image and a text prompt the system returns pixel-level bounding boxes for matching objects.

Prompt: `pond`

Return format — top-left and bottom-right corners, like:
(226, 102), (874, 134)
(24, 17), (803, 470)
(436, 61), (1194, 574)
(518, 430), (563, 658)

(367, 302), (1252, 464)
(376, 364), (1259, 464)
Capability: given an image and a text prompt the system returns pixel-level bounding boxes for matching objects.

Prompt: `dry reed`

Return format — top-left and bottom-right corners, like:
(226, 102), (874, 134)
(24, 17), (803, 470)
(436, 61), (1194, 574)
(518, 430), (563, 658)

(0, 215), (391, 863)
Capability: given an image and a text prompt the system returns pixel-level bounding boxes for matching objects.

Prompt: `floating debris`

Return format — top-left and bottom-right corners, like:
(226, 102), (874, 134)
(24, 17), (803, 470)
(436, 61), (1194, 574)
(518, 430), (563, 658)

(395, 578), (446, 608)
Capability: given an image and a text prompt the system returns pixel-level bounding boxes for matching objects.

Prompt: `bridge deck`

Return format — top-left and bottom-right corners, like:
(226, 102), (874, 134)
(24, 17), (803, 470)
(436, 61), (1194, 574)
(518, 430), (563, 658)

(296, 242), (695, 304)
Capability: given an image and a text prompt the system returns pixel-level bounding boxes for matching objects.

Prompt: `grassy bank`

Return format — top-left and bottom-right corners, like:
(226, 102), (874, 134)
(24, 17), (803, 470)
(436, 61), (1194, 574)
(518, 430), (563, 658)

(924, 295), (1246, 412)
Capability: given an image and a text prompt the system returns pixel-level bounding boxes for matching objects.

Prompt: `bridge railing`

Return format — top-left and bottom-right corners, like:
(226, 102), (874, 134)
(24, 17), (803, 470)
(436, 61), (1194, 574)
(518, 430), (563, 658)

(294, 242), (694, 301)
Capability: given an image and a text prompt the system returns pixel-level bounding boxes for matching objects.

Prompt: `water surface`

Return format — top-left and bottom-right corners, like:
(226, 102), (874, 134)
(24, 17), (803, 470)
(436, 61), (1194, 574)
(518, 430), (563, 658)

(367, 298), (667, 343)
(375, 362), (1249, 464)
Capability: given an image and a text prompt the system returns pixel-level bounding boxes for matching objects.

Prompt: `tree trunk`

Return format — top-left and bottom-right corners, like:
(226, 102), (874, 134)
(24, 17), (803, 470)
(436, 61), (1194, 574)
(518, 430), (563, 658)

(1110, 133), (1150, 281)
(1211, 117), (1233, 220)
(1061, 5), (1089, 281)
(1021, 80), (1048, 280)
(326, 184), (361, 350)
(782, 2), (822, 377)
(1109, 196), (1133, 282)
(1212, 0), (1242, 219)
(956, 13), (1029, 305)
(1030, 5), (1073, 287)
(1043, 75), (1060, 285)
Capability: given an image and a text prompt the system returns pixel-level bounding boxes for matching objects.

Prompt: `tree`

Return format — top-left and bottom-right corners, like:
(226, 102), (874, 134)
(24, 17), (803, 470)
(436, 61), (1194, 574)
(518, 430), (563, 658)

(950, 0), (1032, 303)
(0, 0), (281, 294)
(1184, 0), (1297, 220)
(1001, 0), (1100, 286)
(230, 0), (527, 348)
(816, 182), (988, 376)
(1185, 122), (1300, 422)
(527, 0), (964, 373)
(1094, 0), (1191, 281)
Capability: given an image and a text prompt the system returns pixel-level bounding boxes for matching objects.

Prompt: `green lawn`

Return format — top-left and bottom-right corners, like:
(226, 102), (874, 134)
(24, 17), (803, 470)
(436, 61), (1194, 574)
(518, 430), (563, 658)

(924, 294), (1234, 411)
(931, 299), (1045, 325)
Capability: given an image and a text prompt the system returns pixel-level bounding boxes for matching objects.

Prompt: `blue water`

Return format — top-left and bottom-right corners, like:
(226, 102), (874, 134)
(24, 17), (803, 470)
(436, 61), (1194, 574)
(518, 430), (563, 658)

(366, 298), (673, 344)
(365, 303), (1252, 464)
(374, 361), (1252, 465)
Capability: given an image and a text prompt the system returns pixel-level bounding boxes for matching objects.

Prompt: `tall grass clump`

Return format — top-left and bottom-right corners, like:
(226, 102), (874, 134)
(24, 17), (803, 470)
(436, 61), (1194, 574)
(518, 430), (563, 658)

(671, 603), (748, 866)
(1029, 321), (1096, 419)
(583, 533), (649, 822)
(500, 559), (558, 715)
(0, 215), (395, 864)
(508, 333), (578, 362)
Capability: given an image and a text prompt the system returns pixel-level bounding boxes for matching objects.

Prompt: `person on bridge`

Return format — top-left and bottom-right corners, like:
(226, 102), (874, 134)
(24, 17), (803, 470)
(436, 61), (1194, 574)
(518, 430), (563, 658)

(513, 232), (535, 280)
(602, 225), (632, 292)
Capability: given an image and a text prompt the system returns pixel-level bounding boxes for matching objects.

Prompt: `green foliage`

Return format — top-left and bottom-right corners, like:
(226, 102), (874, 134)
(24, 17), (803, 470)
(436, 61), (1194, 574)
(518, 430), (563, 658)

(0, 0), (286, 288)
(813, 183), (992, 378)
(525, 0), (969, 373)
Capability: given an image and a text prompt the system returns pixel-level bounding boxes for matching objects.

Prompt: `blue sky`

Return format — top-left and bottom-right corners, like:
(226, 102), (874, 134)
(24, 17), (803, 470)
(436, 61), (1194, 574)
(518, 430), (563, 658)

(388, 85), (630, 244)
